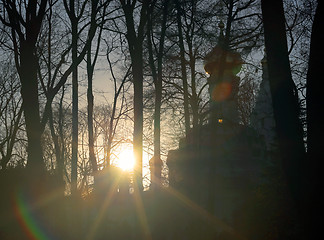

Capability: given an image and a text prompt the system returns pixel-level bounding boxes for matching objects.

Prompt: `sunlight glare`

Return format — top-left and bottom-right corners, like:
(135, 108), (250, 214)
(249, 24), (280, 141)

(116, 148), (135, 171)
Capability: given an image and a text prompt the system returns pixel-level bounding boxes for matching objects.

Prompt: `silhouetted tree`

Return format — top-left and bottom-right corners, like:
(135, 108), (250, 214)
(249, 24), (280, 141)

(86, 1), (110, 187)
(120, 0), (151, 191)
(147, 0), (170, 188)
(174, 0), (191, 135)
(105, 44), (131, 168)
(261, 0), (306, 222)
(306, 0), (323, 237)
(0, 63), (23, 170)
(63, 0), (84, 194)
(0, 0), (48, 172)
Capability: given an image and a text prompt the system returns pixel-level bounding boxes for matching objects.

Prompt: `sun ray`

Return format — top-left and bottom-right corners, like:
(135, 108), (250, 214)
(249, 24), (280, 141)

(133, 181), (152, 240)
(162, 186), (247, 240)
(13, 181), (68, 240)
(86, 171), (122, 240)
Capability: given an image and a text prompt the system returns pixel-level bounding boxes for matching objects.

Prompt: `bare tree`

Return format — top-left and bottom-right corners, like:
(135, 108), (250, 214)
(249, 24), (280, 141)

(63, 0), (85, 194)
(146, 0), (170, 188)
(261, 0), (306, 217)
(306, 0), (322, 237)
(173, 0), (191, 135)
(62, 0), (102, 194)
(105, 44), (131, 169)
(0, 62), (23, 170)
(120, 0), (151, 191)
(0, 0), (48, 172)
(237, 74), (258, 125)
(86, 1), (110, 186)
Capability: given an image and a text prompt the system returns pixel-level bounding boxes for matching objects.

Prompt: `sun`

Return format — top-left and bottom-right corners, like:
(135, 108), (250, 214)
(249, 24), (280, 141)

(116, 148), (135, 171)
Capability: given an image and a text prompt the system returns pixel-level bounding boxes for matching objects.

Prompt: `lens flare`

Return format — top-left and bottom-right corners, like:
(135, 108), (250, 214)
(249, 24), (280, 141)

(212, 82), (232, 102)
(13, 189), (53, 240)
(116, 148), (135, 171)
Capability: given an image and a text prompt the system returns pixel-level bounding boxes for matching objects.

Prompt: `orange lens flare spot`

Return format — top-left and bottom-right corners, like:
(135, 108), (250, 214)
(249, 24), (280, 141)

(212, 82), (232, 102)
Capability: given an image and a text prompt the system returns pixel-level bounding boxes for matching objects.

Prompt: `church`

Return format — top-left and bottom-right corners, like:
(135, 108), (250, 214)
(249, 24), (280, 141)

(166, 24), (276, 229)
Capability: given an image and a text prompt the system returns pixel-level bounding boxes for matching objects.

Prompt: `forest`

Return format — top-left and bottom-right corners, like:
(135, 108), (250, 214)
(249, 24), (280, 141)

(0, 0), (322, 239)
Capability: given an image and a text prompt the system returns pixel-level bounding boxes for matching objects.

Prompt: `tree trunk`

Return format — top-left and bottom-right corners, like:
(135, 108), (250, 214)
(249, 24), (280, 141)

(132, 48), (144, 191)
(71, 16), (79, 195)
(3, 0), (48, 174)
(306, 0), (323, 189)
(186, 1), (199, 131)
(261, 0), (306, 213)
(306, 0), (323, 237)
(87, 2), (105, 182)
(189, 52), (199, 130)
(105, 51), (129, 169)
(106, 83), (118, 169)
(58, 87), (66, 184)
(0, 106), (23, 170)
(48, 105), (65, 194)
(87, 63), (98, 182)
(121, 0), (150, 191)
(175, 0), (191, 136)
(48, 106), (62, 174)
(20, 42), (44, 172)
(147, 0), (169, 189)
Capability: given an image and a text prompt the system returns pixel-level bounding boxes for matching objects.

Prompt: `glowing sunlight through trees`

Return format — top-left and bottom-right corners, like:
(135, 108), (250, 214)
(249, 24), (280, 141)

(115, 148), (136, 172)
